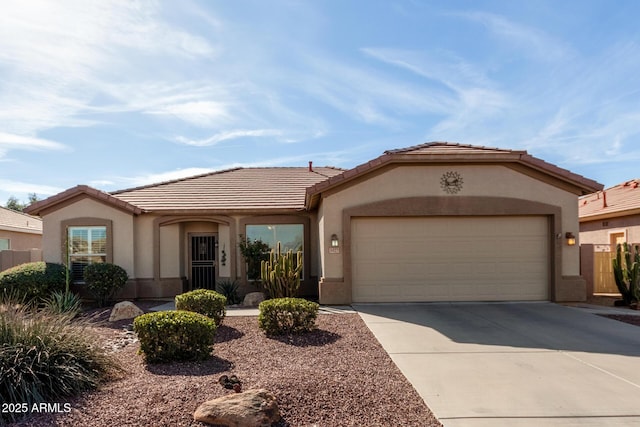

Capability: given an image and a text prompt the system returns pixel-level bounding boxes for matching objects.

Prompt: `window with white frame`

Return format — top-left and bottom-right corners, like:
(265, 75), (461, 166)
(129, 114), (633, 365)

(246, 224), (304, 275)
(0, 238), (9, 250)
(68, 226), (107, 282)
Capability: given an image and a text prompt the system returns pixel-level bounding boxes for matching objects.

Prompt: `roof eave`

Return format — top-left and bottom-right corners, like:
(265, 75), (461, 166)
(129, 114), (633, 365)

(25, 185), (144, 216)
(579, 207), (640, 223)
(0, 225), (42, 234)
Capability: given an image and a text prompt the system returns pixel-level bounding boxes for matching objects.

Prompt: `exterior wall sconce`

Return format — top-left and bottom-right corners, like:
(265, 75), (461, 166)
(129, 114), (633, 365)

(565, 232), (576, 246)
(330, 234), (339, 247)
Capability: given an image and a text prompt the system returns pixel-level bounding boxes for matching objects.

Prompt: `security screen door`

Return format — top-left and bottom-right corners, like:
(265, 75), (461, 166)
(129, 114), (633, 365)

(190, 234), (216, 290)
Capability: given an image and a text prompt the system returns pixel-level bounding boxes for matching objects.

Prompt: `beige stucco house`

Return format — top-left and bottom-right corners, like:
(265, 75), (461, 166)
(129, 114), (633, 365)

(26, 142), (602, 304)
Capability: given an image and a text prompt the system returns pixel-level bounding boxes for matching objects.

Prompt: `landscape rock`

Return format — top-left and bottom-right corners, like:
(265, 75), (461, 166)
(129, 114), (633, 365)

(194, 388), (280, 427)
(108, 301), (144, 322)
(243, 292), (265, 307)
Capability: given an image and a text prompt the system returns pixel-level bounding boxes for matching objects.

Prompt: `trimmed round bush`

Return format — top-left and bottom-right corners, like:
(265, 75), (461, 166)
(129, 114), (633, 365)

(0, 261), (66, 302)
(0, 299), (118, 424)
(84, 263), (128, 307)
(175, 289), (227, 326)
(258, 297), (319, 335)
(133, 310), (217, 363)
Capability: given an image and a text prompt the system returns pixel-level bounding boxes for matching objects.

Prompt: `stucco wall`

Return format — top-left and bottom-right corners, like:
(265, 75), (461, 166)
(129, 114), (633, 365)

(0, 229), (41, 251)
(580, 214), (640, 245)
(41, 197), (135, 277)
(318, 164), (581, 281)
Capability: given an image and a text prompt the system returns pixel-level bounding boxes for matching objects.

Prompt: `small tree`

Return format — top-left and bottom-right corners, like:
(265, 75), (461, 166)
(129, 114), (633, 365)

(5, 193), (38, 212)
(238, 235), (270, 281)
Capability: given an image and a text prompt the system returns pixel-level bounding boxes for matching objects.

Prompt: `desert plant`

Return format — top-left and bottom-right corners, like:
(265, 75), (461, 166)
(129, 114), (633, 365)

(612, 243), (640, 305)
(238, 235), (270, 280)
(0, 297), (118, 424)
(258, 297), (319, 335)
(260, 242), (303, 298)
(216, 279), (242, 305)
(43, 290), (82, 316)
(133, 310), (217, 363)
(83, 263), (128, 307)
(0, 261), (66, 302)
(176, 288), (227, 326)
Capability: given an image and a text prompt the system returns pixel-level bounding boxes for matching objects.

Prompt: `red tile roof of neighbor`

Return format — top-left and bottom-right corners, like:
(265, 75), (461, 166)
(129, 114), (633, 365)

(0, 206), (42, 234)
(306, 142), (603, 207)
(579, 179), (640, 221)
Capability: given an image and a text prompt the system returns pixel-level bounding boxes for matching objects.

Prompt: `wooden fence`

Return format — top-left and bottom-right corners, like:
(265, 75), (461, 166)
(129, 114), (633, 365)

(580, 243), (639, 295)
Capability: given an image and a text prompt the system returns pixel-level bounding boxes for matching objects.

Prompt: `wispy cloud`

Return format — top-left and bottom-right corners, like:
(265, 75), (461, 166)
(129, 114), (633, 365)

(145, 101), (231, 128)
(453, 11), (572, 61)
(0, 133), (68, 153)
(174, 129), (284, 147)
(361, 47), (510, 136)
(0, 179), (64, 196)
(0, 0), (218, 140)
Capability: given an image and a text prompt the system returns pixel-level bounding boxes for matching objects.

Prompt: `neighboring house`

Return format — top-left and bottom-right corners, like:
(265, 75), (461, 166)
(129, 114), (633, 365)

(0, 206), (43, 271)
(0, 206), (42, 251)
(579, 179), (640, 245)
(578, 179), (640, 295)
(26, 142), (602, 304)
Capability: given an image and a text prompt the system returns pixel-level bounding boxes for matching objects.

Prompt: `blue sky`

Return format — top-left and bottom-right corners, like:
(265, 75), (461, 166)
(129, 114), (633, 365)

(1, 0), (640, 205)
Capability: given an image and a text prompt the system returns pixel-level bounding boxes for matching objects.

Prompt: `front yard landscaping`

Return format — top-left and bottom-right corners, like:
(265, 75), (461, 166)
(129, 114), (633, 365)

(9, 304), (442, 427)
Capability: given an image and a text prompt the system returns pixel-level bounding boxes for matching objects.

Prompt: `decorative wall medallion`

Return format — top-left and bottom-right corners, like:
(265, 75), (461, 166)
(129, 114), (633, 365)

(440, 171), (463, 194)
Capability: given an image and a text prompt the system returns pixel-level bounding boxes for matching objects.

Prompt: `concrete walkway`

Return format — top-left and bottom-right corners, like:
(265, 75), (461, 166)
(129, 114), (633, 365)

(353, 302), (640, 427)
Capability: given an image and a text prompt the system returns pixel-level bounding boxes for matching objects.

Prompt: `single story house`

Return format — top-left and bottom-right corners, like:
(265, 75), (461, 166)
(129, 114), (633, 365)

(578, 179), (640, 295)
(0, 206), (43, 271)
(0, 206), (42, 251)
(26, 142), (602, 304)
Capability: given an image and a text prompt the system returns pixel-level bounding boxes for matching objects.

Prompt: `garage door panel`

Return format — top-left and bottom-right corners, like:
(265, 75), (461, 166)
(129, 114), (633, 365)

(351, 216), (549, 302)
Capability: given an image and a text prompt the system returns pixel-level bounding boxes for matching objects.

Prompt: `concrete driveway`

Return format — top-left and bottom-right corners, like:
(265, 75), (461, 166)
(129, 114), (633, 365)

(353, 302), (640, 426)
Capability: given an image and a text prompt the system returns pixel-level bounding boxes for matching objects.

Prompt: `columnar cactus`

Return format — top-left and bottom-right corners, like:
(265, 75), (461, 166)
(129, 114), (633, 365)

(612, 242), (640, 305)
(260, 242), (303, 298)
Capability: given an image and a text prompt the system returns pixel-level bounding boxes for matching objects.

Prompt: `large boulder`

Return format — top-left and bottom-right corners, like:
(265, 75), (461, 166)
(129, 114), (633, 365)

(243, 292), (265, 307)
(109, 301), (144, 322)
(194, 388), (280, 427)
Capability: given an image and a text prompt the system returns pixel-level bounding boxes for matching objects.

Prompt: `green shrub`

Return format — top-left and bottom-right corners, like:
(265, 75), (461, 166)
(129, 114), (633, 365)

(258, 297), (319, 335)
(0, 297), (118, 424)
(0, 261), (66, 302)
(216, 279), (242, 305)
(175, 289), (226, 326)
(83, 263), (128, 307)
(43, 291), (82, 316)
(133, 310), (217, 363)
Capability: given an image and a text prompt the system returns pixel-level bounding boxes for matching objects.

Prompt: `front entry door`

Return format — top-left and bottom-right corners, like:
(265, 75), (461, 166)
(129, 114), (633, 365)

(190, 234), (216, 290)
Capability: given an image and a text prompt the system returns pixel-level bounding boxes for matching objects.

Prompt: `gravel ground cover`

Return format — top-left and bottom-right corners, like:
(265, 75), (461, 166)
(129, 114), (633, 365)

(10, 306), (442, 427)
(600, 314), (640, 327)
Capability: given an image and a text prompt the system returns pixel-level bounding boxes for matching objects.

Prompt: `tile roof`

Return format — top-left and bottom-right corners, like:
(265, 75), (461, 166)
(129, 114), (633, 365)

(306, 142), (603, 208)
(384, 141), (516, 155)
(112, 167), (345, 212)
(0, 206), (42, 234)
(579, 179), (640, 220)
